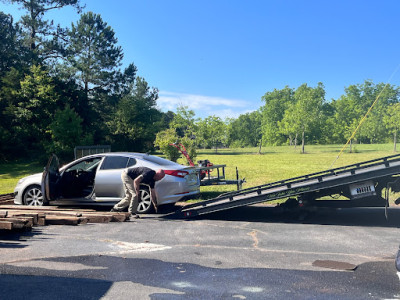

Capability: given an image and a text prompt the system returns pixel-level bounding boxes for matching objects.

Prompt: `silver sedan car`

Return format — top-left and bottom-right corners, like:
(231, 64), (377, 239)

(14, 153), (200, 213)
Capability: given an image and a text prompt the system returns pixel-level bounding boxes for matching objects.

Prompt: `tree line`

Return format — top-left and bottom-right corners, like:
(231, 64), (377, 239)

(0, 0), (171, 163)
(158, 80), (400, 161)
(1, 0), (400, 164)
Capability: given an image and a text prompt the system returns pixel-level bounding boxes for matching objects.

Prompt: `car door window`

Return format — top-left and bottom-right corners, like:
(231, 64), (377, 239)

(66, 158), (101, 172)
(100, 156), (130, 170)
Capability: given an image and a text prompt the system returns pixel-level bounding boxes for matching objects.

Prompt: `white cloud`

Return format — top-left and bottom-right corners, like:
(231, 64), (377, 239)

(157, 91), (255, 118)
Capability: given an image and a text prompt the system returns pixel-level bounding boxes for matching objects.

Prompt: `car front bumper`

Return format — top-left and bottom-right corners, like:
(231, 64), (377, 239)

(13, 189), (23, 205)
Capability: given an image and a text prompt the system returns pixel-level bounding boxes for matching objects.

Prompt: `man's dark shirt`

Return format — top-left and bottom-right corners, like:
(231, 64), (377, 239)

(126, 166), (156, 188)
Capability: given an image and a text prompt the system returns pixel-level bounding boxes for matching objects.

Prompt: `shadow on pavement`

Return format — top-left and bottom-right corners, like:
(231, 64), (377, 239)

(0, 255), (398, 299)
(0, 227), (49, 249)
(172, 205), (400, 228)
(0, 274), (112, 300)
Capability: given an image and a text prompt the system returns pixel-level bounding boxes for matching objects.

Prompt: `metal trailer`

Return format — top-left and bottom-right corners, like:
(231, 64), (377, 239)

(169, 143), (245, 189)
(174, 154), (400, 218)
(198, 164), (245, 190)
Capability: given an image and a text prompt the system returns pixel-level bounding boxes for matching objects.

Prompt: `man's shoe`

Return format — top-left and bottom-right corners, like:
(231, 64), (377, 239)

(110, 208), (119, 212)
(130, 213), (140, 219)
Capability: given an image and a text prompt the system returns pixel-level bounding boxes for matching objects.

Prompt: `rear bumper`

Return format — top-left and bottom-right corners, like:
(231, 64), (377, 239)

(178, 192), (201, 202)
(159, 189), (200, 204)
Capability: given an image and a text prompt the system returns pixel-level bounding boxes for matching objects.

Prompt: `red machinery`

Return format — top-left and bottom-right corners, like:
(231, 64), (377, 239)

(169, 143), (213, 179)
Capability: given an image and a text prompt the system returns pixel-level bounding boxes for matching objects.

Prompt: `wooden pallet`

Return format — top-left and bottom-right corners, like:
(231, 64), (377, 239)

(0, 194), (130, 231)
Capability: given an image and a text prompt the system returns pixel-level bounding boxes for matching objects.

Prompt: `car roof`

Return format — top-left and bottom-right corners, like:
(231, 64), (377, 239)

(81, 152), (153, 158)
(79, 152), (183, 167)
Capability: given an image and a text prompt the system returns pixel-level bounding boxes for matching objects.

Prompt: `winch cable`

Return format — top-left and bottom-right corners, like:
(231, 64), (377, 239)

(330, 63), (400, 169)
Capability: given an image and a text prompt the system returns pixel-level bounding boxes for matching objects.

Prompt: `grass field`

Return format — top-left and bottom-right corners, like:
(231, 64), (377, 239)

(1, 144), (399, 203)
(0, 160), (43, 194)
(190, 143), (399, 202)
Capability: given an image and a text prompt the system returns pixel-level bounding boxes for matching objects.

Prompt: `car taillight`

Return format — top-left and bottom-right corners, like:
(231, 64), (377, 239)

(164, 170), (189, 178)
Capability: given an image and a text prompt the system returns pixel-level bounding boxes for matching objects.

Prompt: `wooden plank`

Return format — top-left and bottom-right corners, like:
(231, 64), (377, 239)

(109, 213), (130, 222)
(3, 209), (79, 218)
(79, 217), (89, 225)
(7, 217), (34, 228)
(41, 211), (82, 217)
(0, 193), (13, 201)
(6, 212), (39, 225)
(110, 215), (128, 222)
(44, 215), (87, 225)
(81, 214), (113, 223)
(6, 210), (45, 226)
(0, 221), (13, 230)
(0, 205), (96, 212)
(82, 211), (130, 222)
(0, 217), (31, 229)
(38, 216), (46, 226)
(0, 201), (129, 226)
(0, 200), (15, 205)
(17, 216), (34, 227)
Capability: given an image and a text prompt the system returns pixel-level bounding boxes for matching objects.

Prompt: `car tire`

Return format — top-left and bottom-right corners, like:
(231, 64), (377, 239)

(137, 188), (154, 214)
(23, 185), (46, 206)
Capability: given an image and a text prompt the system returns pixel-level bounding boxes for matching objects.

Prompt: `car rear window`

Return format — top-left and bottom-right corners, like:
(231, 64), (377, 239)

(100, 156), (134, 170)
(141, 155), (178, 166)
(127, 158), (137, 167)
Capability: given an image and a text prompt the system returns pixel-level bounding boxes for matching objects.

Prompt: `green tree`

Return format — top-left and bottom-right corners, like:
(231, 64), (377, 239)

(331, 80), (399, 144)
(46, 104), (93, 161)
(170, 105), (197, 138)
(66, 11), (131, 142)
(197, 115), (226, 153)
(107, 77), (162, 152)
(0, 13), (31, 159)
(0, 68), (27, 158)
(154, 128), (180, 162)
(1, 0), (83, 62)
(384, 103), (400, 152)
(261, 86), (294, 145)
(154, 129), (197, 164)
(227, 111), (262, 147)
(154, 104), (198, 163)
(14, 65), (58, 151)
(279, 106), (300, 147)
(361, 82), (399, 143)
(67, 12), (123, 99)
(280, 83), (325, 153)
(0, 12), (29, 75)
(329, 94), (360, 144)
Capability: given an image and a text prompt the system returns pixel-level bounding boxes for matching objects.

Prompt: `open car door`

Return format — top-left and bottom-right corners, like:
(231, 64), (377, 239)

(41, 154), (60, 203)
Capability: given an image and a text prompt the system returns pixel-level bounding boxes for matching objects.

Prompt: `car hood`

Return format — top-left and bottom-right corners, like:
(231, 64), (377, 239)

(17, 172), (42, 184)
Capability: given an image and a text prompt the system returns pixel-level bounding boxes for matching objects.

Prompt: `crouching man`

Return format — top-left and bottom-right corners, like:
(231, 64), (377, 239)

(111, 167), (165, 218)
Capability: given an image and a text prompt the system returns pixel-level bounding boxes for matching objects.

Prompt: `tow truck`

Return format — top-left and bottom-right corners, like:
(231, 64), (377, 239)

(173, 154), (400, 218)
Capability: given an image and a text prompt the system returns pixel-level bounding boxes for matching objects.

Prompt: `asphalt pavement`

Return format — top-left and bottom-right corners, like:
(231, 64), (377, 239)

(0, 205), (400, 299)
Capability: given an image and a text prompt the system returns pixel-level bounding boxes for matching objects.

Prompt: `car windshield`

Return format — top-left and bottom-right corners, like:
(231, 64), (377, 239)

(142, 155), (178, 166)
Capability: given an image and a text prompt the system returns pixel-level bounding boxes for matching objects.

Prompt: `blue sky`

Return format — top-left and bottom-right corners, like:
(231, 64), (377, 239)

(2, 0), (400, 119)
